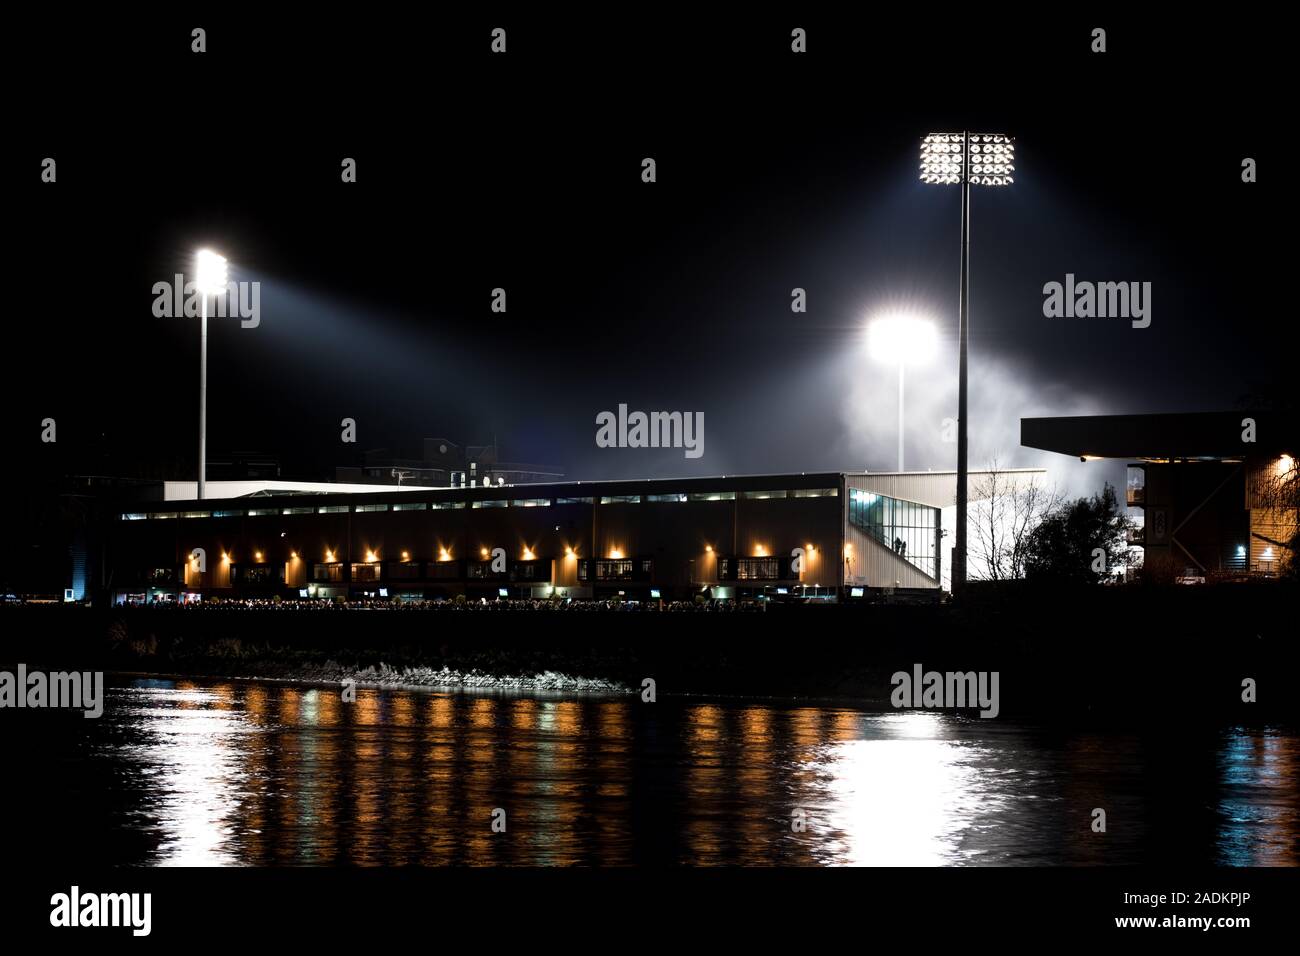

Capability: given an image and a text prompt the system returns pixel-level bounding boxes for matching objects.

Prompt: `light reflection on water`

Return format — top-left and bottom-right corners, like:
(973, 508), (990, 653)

(94, 679), (1298, 867)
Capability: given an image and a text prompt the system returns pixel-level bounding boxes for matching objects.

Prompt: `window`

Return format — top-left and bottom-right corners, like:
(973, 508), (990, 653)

(688, 491), (735, 502)
(149, 512), (179, 520)
(317, 505), (349, 514)
(847, 488), (939, 579)
(355, 503), (389, 513)
(237, 565), (281, 585)
(121, 513), (148, 521)
(646, 493), (687, 503)
(430, 501), (465, 510)
(313, 563), (344, 582)
(556, 496), (593, 505)
(177, 511), (212, 518)
(248, 508), (279, 516)
(596, 559), (634, 580)
(213, 510), (245, 518)
(472, 500), (508, 509)
(281, 507), (314, 515)
(742, 490), (787, 500)
(599, 495), (641, 504)
(511, 498), (551, 508)
(392, 502), (428, 511)
(737, 557), (780, 580)
(792, 487), (838, 498)
(351, 563), (381, 582)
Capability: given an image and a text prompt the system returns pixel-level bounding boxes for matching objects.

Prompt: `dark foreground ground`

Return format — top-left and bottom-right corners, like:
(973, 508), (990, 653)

(3, 581), (1295, 721)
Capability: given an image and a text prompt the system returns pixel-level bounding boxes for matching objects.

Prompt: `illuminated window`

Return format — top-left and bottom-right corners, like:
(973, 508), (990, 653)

(599, 495), (641, 504)
(354, 503), (389, 513)
(392, 502), (428, 511)
(687, 491), (736, 502)
(847, 489), (939, 579)
(736, 557), (780, 580)
(472, 500), (508, 509)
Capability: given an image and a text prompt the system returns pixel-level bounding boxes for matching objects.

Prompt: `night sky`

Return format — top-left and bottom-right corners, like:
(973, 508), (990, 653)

(7, 11), (1283, 500)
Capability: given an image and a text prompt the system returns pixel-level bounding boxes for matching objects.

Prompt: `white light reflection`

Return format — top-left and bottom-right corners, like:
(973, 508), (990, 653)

(802, 712), (1000, 866)
(119, 683), (256, 866)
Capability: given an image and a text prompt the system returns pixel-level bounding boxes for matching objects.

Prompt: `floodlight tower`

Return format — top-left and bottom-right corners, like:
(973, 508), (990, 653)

(867, 313), (939, 471)
(919, 132), (1015, 593)
(194, 249), (228, 500)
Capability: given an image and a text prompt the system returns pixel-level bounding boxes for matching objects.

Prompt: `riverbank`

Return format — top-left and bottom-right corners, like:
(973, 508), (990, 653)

(4, 581), (1295, 719)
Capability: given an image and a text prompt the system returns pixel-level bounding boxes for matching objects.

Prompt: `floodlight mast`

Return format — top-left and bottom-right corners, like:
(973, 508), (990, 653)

(919, 132), (1014, 594)
(194, 250), (228, 501)
(955, 131), (971, 596)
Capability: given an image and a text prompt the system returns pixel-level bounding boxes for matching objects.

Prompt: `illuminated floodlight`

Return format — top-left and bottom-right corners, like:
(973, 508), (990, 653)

(867, 313), (938, 473)
(920, 133), (1015, 186)
(194, 249), (228, 294)
(917, 131), (1015, 591)
(867, 313), (939, 366)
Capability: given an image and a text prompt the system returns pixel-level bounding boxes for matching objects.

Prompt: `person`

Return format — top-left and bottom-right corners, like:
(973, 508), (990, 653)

(893, 536), (903, 554)
(899, 540), (907, 559)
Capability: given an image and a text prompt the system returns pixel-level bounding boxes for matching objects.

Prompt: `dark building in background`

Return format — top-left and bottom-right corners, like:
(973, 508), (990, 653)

(1022, 411), (1298, 581)
(335, 438), (564, 488)
(103, 471), (1006, 603)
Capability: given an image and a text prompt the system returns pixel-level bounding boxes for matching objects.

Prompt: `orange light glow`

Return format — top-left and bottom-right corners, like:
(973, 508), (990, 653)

(564, 546), (575, 558)
(289, 551), (299, 560)
(609, 548), (624, 559)
(439, 547), (452, 562)
(365, 550), (378, 563)
(325, 549), (335, 562)
(522, 547), (536, 561)
(705, 545), (713, 553)
(401, 550), (410, 561)
(754, 545), (767, 557)
(480, 547), (490, 558)
(254, 551), (264, 562)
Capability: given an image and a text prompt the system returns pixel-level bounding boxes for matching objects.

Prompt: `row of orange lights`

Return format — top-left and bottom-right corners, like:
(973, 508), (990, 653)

(198, 542), (845, 565)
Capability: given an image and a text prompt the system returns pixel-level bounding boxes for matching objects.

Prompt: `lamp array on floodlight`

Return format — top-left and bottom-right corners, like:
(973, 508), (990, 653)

(920, 133), (1015, 186)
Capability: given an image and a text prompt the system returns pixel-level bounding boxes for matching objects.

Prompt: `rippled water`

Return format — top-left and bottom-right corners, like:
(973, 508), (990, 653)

(39, 678), (1300, 866)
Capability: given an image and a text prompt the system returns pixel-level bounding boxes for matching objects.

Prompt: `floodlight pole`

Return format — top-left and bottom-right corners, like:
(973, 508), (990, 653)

(953, 131), (971, 593)
(198, 291), (208, 501)
(897, 361), (905, 472)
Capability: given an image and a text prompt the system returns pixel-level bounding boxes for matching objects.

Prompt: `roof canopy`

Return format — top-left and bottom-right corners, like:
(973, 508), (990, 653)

(1021, 411), (1295, 460)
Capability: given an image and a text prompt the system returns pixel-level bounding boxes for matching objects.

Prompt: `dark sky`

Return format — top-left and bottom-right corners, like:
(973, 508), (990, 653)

(7, 10), (1284, 499)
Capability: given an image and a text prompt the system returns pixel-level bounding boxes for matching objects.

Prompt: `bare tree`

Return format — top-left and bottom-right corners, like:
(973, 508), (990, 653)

(970, 457), (1063, 580)
(1250, 453), (1299, 576)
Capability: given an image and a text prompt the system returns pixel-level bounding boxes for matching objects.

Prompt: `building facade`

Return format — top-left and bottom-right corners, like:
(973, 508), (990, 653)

(1022, 411), (1297, 581)
(107, 470), (1031, 604)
